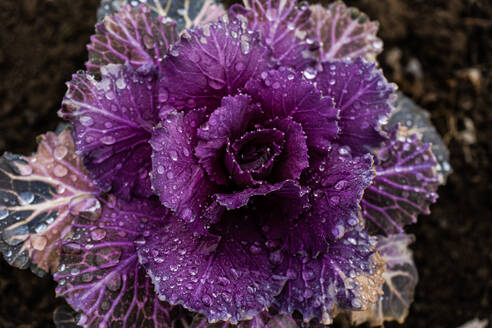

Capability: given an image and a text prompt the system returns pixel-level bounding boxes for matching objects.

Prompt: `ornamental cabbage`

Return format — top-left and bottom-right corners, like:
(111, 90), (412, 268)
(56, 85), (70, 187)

(0, 1), (450, 327)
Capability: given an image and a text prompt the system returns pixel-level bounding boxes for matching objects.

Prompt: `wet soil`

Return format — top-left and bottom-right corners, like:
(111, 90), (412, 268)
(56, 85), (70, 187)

(0, 0), (490, 327)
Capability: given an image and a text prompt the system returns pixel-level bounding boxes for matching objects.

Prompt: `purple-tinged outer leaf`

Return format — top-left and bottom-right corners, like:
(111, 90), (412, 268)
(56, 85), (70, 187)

(158, 18), (271, 112)
(301, 144), (374, 250)
(136, 213), (287, 324)
(275, 228), (385, 325)
(150, 110), (215, 225)
(361, 129), (440, 235)
(349, 233), (418, 326)
(54, 197), (172, 328)
(389, 92), (452, 184)
(309, 2), (382, 62)
(245, 68), (339, 152)
(60, 64), (160, 199)
(98, 0), (225, 32)
(87, 4), (177, 76)
(230, 0), (316, 69)
(315, 58), (395, 155)
(0, 130), (98, 276)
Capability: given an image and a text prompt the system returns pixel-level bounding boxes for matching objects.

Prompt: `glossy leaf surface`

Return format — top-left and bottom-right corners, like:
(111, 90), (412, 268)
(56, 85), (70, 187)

(0, 130), (97, 276)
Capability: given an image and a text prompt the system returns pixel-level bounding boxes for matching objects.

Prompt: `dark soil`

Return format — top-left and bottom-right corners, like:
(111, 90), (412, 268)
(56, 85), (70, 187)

(0, 0), (490, 327)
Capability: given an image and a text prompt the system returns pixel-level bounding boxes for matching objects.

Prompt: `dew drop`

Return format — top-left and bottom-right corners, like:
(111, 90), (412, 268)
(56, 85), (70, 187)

(348, 218), (358, 226)
(134, 237), (146, 245)
(235, 62), (245, 71)
(240, 35), (251, 54)
(158, 88), (169, 102)
(268, 250), (283, 265)
(81, 272), (93, 282)
(115, 77), (126, 89)
(105, 91), (115, 100)
(35, 223), (47, 234)
(265, 8), (276, 21)
(0, 207), (9, 220)
(208, 79), (225, 90)
(101, 135), (116, 145)
(334, 180), (348, 190)
(90, 228), (106, 241)
(31, 235), (47, 251)
(19, 191), (35, 205)
(106, 274), (122, 292)
(169, 151), (178, 161)
(100, 301), (111, 312)
(303, 67), (317, 80)
(157, 165), (165, 174)
(218, 276), (230, 286)
(53, 165), (68, 177)
(80, 116), (94, 127)
(372, 40), (383, 50)
(249, 244), (262, 254)
(17, 164), (32, 176)
(54, 145), (68, 160)
(182, 208), (192, 221)
(329, 195), (340, 206)
(351, 298), (362, 308)
(332, 224), (344, 238)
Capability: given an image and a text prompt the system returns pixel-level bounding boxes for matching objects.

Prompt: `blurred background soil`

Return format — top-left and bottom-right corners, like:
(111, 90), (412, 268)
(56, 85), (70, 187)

(0, 0), (490, 327)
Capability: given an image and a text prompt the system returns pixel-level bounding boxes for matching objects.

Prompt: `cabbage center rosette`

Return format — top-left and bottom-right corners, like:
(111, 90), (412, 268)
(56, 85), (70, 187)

(51, 1), (434, 326)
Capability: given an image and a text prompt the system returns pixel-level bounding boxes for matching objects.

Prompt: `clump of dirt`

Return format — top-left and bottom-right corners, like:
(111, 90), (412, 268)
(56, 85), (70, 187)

(0, 0), (490, 327)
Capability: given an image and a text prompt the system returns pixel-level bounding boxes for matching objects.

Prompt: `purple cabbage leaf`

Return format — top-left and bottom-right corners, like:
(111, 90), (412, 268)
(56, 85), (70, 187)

(60, 64), (161, 200)
(389, 92), (452, 184)
(361, 128), (440, 235)
(87, 4), (178, 76)
(229, 0), (316, 70)
(309, 1), (382, 62)
(54, 196), (174, 328)
(314, 58), (396, 156)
